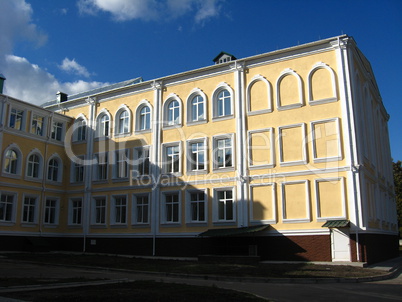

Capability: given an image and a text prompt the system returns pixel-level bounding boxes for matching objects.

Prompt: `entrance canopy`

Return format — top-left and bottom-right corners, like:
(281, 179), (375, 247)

(198, 224), (270, 237)
(321, 220), (350, 228)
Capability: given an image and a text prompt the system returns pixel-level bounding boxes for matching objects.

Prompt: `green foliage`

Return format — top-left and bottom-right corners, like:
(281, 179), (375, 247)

(393, 161), (402, 235)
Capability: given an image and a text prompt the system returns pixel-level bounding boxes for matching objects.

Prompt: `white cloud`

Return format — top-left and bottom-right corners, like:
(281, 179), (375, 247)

(59, 58), (92, 78)
(0, 0), (47, 56)
(3, 55), (108, 106)
(77, 0), (223, 23)
(0, 0), (108, 106)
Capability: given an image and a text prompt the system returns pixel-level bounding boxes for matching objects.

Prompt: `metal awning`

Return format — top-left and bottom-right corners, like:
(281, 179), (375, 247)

(321, 220), (350, 228)
(198, 224), (270, 237)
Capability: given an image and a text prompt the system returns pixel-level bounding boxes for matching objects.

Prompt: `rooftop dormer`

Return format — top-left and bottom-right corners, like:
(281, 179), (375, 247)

(213, 51), (237, 64)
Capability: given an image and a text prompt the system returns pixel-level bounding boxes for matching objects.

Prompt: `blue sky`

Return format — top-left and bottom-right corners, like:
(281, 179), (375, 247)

(0, 0), (401, 161)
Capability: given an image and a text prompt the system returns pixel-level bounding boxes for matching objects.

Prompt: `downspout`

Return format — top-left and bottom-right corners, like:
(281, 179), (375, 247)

(151, 80), (162, 256)
(40, 114), (52, 237)
(83, 97), (96, 252)
(338, 37), (361, 262)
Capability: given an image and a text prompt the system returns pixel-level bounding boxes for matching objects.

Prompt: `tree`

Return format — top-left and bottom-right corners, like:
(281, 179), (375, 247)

(393, 161), (402, 236)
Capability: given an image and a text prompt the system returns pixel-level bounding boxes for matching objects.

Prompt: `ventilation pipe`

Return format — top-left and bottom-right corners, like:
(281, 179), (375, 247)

(0, 74), (6, 94)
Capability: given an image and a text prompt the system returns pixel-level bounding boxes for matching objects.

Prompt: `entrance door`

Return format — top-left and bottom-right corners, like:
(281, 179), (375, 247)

(331, 228), (351, 261)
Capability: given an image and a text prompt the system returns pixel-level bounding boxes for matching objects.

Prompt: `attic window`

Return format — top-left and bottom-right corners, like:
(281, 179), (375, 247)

(213, 52), (237, 65)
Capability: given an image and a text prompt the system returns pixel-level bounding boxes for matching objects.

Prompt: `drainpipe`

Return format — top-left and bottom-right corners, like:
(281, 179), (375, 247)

(151, 80), (162, 256)
(338, 37), (361, 262)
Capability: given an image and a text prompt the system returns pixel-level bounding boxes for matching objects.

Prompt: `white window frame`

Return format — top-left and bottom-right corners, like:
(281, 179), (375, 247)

(135, 100), (152, 133)
(186, 138), (208, 174)
(113, 149), (130, 179)
(114, 105), (131, 136)
(212, 83), (234, 120)
(93, 152), (109, 181)
(185, 189), (208, 224)
(68, 198), (83, 226)
(186, 88), (207, 125)
(307, 62), (338, 105)
(246, 74), (272, 115)
(278, 123), (307, 167)
(276, 68), (304, 111)
(71, 155), (85, 183)
(111, 195), (128, 225)
(25, 150), (43, 180)
(72, 115), (87, 142)
(8, 107), (26, 131)
(51, 120), (64, 141)
(2, 144), (22, 177)
(47, 155), (63, 183)
(21, 194), (38, 224)
(91, 196), (107, 225)
(310, 118), (342, 163)
(0, 191), (17, 224)
(161, 191), (181, 225)
(95, 109), (111, 138)
(247, 128), (275, 169)
(281, 180), (311, 223)
(213, 187), (236, 224)
(212, 134), (235, 172)
(163, 94), (182, 128)
(132, 193), (150, 225)
(43, 197), (60, 225)
(133, 146), (151, 177)
(30, 112), (46, 136)
(162, 141), (182, 175)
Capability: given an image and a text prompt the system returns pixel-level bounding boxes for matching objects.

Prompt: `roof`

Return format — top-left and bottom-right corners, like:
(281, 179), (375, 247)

(321, 220), (350, 228)
(41, 77), (142, 107)
(213, 51), (237, 63)
(198, 224), (269, 237)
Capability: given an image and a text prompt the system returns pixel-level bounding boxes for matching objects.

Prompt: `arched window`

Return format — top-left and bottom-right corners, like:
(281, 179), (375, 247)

(27, 154), (41, 178)
(74, 117), (87, 141)
(191, 95), (205, 122)
(47, 158), (60, 182)
(212, 84), (234, 119)
(96, 112), (110, 137)
(139, 106), (151, 130)
(118, 110), (129, 134)
(167, 100), (180, 126)
(4, 149), (18, 174)
(217, 90), (231, 117)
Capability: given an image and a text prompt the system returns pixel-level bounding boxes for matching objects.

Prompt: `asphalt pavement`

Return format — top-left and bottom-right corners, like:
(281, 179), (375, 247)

(0, 256), (401, 301)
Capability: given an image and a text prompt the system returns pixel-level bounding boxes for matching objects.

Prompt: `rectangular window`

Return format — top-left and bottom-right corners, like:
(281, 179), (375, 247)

(44, 198), (57, 224)
(215, 189), (234, 222)
(93, 198), (106, 224)
(96, 153), (108, 180)
(31, 114), (44, 136)
(113, 196), (127, 224)
(189, 141), (206, 171)
(0, 193), (14, 222)
(115, 149), (129, 178)
(188, 191), (206, 223)
(134, 195), (149, 224)
(22, 196), (36, 223)
(9, 108), (24, 130)
(164, 192), (180, 223)
(213, 135), (233, 169)
(73, 159), (84, 182)
(51, 121), (63, 141)
(70, 199), (82, 225)
(135, 147), (150, 176)
(164, 144), (180, 174)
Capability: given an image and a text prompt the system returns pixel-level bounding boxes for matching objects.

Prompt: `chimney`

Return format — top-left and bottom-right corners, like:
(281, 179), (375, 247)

(0, 74), (6, 94)
(56, 91), (68, 103)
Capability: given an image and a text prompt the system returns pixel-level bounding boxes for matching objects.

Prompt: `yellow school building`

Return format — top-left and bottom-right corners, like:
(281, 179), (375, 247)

(0, 35), (398, 263)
